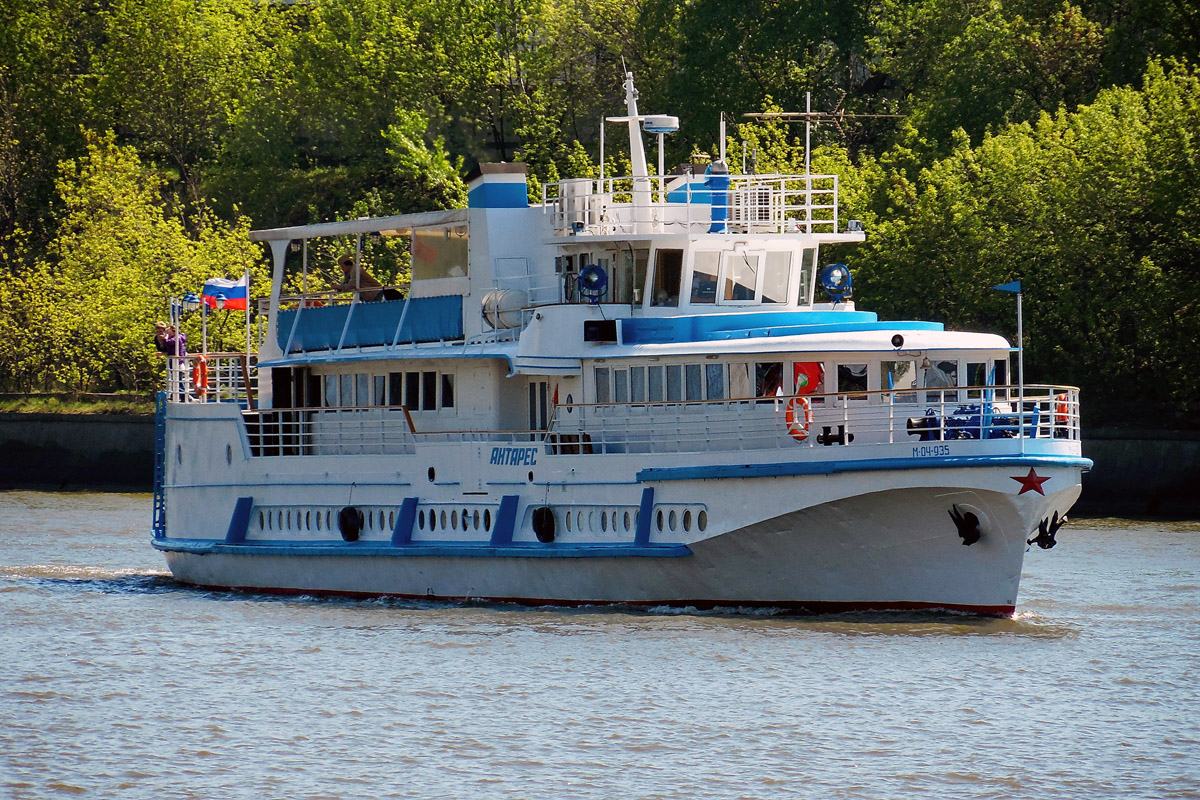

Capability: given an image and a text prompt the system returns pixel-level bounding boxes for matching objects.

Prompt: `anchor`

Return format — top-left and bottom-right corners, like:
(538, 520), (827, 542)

(1028, 510), (1068, 549)
(948, 504), (981, 546)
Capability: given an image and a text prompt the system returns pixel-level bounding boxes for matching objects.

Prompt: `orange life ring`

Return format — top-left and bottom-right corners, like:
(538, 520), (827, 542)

(192, 356), (209, 394)
(1054, 393), (1069, 424)
(785, 395), (812, 441)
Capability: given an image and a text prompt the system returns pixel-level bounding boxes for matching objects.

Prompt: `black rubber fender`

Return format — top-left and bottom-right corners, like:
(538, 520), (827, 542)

(532, 506), (556, 543)
(338, 506), (363, 542)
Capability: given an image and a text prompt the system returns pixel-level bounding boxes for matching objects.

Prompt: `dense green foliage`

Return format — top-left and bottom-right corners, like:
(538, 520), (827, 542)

(0, 0), (1197, 422)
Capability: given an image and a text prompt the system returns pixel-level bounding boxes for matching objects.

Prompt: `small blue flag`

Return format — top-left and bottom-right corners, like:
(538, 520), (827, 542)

(993, 280), (1022, 293)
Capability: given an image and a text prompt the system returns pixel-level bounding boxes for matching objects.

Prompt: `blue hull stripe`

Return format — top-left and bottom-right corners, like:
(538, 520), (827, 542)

(225, 497), (254, 543)
(637, 454), (1093, 483)
(489, 495), (519, 545)
(391, 497), (418, 545)
(154, 538), (691, 559)
(635, 487), (654, 547)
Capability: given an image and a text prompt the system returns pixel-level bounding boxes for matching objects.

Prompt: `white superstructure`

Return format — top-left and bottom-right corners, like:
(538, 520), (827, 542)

(152, 76), (1088, 614)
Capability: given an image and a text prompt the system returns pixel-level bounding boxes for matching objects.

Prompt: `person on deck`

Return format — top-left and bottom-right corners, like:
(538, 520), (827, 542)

(331, 254), (383, 302)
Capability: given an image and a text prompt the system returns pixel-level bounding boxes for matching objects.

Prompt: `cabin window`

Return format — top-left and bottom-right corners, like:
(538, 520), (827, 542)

(729, 362), (752, 398)
(724, 252), (759, 302)
(387, 370), (455, 411)
(340, 374), (354, 407)
(665, 365), (683, 401)
(755, 362), (784, 397)
(614, 369), (629, 403)
(796, 248), (817, 305)
(529, 381), (549, 430)
(421, 372), (436, 410)
(647, 366), (664, 402)
(412, 224), (468, 281)
(685, 364), (703, 401)
(374, 375), (386, 406)
(992, 359), (1009, 399)
(324, 375), (338, 407)
(882, 361), (918, 403)
(706, 364), (725, 400)
(966, 362), (987, 399)
(630, 366), (646, 402)
(441, 374), (455, 408)
(405, 372), (420, 407)
(356, 373), (369, 406)
(923, 359), (958, 404)
(762, 252), (791, 304)
(594, 367), (610, 404)
(838, 364), (869, 394)
(651, 249), (684, 307)
(389, 373), (402, 405)
(690, 252), (719, 304)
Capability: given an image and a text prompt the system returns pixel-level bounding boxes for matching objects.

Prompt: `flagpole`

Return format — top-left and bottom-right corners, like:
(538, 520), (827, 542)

(1017, 288), (1024, 454)
(244, 269), (251, 359)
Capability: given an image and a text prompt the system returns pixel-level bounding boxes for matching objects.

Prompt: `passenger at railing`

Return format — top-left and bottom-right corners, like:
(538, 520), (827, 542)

(332, 253), (383, 302)
(162, 325), (189, 399)
(153, 321), (169, 355)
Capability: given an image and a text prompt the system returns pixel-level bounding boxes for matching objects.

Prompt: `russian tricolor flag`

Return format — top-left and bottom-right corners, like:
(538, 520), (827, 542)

(201, 275), (249, 310)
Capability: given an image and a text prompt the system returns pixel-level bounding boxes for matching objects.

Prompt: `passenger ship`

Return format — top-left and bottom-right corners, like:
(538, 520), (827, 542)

(152, 75), (1090, 614)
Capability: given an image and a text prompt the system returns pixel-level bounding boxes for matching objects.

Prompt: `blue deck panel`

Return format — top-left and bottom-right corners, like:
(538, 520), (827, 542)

(618, 310), (943, 345)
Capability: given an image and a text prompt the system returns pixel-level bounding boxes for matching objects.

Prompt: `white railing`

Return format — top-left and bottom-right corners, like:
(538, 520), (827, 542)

(166, 354), (257, 407)
(543, 173), (840, 236)
(241, 385), (1080, 458)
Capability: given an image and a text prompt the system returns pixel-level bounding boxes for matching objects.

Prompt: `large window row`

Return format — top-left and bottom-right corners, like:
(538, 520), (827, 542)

(592, 357), (1010, 404)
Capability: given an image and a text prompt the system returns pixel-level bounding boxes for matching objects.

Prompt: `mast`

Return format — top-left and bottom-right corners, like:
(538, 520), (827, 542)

(623, 72), (651, 233)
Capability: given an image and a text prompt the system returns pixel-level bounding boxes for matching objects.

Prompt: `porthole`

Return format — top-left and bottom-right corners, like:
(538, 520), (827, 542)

(389, 511), (396, 530)
(419, 510), (426, 530)
(306, 510), (312, 530)
(698, 510), (708, 531)
(430, 511), (437, 531)
(367, 510), (373, 530)
(484, 509), (492, 531)
(577, 511), (584, 531)
(428, 467), (436, 482)
(451, 510), (459, 530)
(588, 511), (595, 531)
(668, 510), (677, 531)
(267, 512), (272, 531)
(683, 510), (692, 532)
(528, 471), (534, 482)
(566, 512), (573, 532)
(473, 509), (480, 530)
(601, 511), (608, 532)
(462, 509), (469, 529)
(623, 511), (632, 531)
(288, 510), (293, 530)
(225, 444), (232, 465)
(278, 510), (284, 530)
(441, 510), (448, 530)
(258, 510), (265, 530)
(326, 510), (331, 530)
(656, 510), (664, 531)
(316, 511), (322, 531)
(612, 510), (619, 532)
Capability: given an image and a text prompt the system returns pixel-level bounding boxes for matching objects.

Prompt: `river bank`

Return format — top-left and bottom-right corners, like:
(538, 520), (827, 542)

(1, 412), (1197, 516)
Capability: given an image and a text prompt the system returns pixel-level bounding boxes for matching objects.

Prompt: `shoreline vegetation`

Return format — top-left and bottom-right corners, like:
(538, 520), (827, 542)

(0, 394), (155, 416)
(1, 1), (1198, 428)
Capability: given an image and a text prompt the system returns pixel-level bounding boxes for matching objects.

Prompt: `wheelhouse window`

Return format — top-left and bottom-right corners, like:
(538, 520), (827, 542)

(796, 248), (817, 305)
(651, 249), (684, 306)
(882, 360), (917, 403)
(724, 252), (759, 302)
(689, 251), (719, 304)
(838, 363), (869, 394)
(412, 224), (468, 281)
(762, 251), (791, 303)
(386, 370), (456, 411)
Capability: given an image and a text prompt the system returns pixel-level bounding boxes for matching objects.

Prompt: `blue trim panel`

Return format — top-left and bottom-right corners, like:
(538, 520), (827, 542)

(637, 454), (1094, 483)
(275, 295), (463, 352)
(225, 497), (254, 543)
(635, 487), (654, 547)
(618, 310), (943, 345)
(391, 497), (418, 545)
(468, 182), (528, 209)
(154, 538), (691, 559)
(489, 494), (519, 545)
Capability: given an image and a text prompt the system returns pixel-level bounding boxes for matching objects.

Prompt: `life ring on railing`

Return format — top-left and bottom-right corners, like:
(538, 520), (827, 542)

(1054, 393), (1069, 425)
(191, 356), (209, 395)
(785, 395), (813, 442)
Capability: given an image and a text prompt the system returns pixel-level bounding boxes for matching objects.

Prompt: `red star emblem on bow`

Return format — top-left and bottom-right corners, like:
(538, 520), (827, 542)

(1011, 467), (1050, 495)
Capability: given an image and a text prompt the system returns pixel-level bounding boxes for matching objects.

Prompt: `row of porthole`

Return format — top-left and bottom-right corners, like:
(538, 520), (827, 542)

(258, 507), (397, 534)
(556, 506), (709, 535)
(417, 507), (493, 533)
(254, 504), (708, 537)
